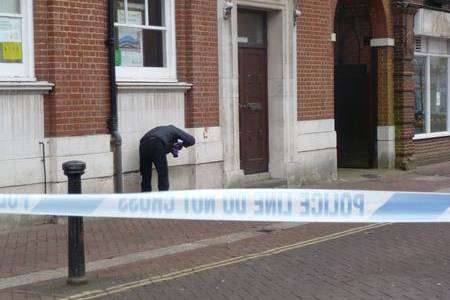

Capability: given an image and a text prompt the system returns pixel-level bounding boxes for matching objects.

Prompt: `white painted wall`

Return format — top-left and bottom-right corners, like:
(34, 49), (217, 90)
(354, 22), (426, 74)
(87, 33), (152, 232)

(0, 88), (114, 194)
(288, 119), (338, 185)
(377, 125), (395, 169)
(0, 92), (45, 189)
(118, 85), (224, 190)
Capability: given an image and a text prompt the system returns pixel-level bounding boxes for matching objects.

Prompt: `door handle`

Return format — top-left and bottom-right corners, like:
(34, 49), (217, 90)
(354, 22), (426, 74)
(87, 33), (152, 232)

(239, 102), (262, 111)
(246, 102), (262, 111)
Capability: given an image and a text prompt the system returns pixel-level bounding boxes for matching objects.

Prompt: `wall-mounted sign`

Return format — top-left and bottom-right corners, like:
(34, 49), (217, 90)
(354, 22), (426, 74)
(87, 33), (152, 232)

(415, 9), (450, 38)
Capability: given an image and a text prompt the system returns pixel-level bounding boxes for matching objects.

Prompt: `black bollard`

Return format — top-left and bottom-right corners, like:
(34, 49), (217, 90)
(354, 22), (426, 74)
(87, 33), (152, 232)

(63, 160), (87, 285)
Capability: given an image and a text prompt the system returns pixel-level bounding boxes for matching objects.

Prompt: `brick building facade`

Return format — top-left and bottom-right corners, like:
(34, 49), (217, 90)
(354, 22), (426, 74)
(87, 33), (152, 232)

(0, 0), (449, 206)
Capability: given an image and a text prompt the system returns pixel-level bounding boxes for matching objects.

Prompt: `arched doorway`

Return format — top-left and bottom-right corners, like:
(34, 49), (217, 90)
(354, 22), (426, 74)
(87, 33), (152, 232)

(334, 0), (391, 169)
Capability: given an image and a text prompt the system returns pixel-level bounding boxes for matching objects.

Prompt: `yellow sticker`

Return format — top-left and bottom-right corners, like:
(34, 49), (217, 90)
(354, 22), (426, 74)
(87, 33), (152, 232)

(2, 42), (22, 61)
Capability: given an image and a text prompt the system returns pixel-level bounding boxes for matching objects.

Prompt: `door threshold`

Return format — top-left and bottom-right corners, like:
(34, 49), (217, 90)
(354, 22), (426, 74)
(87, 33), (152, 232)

(240, 173), (287, 189)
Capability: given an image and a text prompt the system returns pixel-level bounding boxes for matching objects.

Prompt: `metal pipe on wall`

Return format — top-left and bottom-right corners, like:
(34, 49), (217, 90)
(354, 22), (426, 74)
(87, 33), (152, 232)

(107, 0), (124, 193)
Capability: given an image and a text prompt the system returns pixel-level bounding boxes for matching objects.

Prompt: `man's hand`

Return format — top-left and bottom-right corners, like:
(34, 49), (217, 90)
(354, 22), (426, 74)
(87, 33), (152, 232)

(171, 142), (184, 158)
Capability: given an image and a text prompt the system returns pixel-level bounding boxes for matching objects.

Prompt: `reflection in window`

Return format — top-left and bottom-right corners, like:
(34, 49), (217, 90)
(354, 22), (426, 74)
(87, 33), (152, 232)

(413, 56), (427, 134)
(430, 57), (448, 133)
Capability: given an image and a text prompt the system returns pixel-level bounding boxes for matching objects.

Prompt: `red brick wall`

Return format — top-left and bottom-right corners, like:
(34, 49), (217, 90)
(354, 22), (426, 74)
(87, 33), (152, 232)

(34, 0), (219, 138)
(34, 0), (110, 137)
(297, 0), (334, 121)
(176, 0), (219, 128)
(33, 0), (49, 81)
(414, 137), (450, 165)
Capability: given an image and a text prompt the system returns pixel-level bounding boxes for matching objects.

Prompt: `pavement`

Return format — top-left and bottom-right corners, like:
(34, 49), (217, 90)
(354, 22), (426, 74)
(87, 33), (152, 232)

(0, 161), (450, 299)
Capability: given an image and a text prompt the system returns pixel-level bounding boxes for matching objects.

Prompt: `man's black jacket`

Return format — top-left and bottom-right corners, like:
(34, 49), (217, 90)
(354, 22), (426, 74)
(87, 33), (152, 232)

(140, 125), (196, 154)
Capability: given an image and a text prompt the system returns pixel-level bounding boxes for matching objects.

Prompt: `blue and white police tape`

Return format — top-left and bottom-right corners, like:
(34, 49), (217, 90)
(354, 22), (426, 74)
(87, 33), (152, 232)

(0, 189), (449, 223)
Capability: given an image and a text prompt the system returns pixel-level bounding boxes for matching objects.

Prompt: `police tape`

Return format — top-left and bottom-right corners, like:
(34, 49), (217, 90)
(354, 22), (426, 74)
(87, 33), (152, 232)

(0, 189), (449, 223)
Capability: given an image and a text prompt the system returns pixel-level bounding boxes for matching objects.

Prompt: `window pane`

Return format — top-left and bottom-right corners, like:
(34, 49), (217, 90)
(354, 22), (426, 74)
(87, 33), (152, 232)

(430, 57), (448, 133)
(115, 26), (164, 67)
(143, 29), (164, 67)
(116, 27), (143, 67)
(148, 0), (164, 26)
(413, 56), (427, 134)
(238, 11), (265, 46)
(115, 0), (125, 23)
(0, 0), (20, 14)
(0, 17), (22, 63)
(128, 0), (145, 25)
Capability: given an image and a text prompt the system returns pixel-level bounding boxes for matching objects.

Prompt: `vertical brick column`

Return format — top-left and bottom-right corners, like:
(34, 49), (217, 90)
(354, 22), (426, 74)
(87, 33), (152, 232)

(393, 5), (417, 170)
(376, 46), (395, 126)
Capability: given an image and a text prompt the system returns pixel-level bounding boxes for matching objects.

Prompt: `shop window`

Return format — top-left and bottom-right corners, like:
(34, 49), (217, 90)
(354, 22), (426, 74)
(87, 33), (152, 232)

(0, 0), (34, 80)
(414, 36), (450, 139)
(114, 0), (176, 82)
(430, 57), (448, 133)
(413, 56), (427, 134)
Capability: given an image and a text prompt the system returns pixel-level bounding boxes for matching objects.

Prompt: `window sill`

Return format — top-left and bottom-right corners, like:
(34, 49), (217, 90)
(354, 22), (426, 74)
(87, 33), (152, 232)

(117, 81), (192, 91)
(0, 81), (54, 93)
(413, 132), (450, 140)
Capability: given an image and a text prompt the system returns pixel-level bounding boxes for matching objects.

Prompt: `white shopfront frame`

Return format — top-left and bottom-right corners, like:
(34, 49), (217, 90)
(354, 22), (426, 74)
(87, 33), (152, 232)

(0, 0), (35, 81)
(413, 52), (450, 140)
(114, 0), (177, 82)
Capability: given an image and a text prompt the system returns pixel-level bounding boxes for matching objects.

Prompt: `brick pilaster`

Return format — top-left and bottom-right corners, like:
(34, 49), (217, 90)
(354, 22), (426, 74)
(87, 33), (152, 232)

(376, 46), (395, 126)
(393, 4), (417, 170)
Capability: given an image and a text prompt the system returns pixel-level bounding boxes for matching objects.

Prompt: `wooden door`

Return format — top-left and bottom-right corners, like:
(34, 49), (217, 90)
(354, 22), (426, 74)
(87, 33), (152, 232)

(238, 47), (269, 174)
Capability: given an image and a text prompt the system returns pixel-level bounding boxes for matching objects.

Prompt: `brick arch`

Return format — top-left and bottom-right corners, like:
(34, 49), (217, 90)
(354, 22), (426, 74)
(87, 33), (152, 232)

(331, 0), (392, 39)
(333, 0), (396, 169)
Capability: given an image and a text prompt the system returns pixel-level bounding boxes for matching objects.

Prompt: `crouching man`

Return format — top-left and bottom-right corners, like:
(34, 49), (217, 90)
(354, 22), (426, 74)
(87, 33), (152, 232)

(140, 125), (195, 192)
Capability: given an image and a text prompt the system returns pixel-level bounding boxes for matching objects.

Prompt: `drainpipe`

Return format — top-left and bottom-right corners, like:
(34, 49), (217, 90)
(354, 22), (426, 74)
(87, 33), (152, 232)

(107, 0), (124, 193)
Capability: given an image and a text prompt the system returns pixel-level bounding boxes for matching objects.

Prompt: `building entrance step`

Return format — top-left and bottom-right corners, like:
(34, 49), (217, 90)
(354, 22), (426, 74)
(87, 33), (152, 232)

(240, 176), (287, 189)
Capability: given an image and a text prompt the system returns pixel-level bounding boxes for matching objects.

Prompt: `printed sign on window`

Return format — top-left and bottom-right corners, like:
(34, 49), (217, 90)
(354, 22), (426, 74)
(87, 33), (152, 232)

(0, 17), (21, 42)
(118, 27), (143, 67)
(2, 42), (22, 61)
(0, 17), (22, 63)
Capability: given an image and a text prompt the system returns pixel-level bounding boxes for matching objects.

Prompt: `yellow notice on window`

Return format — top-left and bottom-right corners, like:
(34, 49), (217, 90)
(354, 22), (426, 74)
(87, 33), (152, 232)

(2, 42), (22, 61)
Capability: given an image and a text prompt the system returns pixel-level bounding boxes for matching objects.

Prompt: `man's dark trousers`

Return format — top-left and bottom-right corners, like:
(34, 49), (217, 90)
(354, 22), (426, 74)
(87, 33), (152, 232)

(139, 137), (169, 192)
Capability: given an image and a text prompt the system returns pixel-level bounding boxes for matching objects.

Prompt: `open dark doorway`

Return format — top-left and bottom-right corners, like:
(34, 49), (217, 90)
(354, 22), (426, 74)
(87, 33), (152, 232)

(334, 1), (377, 168)
(335, 64), (376, 168)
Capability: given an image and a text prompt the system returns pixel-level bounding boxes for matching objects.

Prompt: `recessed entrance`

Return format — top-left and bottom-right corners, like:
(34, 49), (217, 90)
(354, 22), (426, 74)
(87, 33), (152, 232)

(238, 9), (269, 175)
(334, 1), (381, 168)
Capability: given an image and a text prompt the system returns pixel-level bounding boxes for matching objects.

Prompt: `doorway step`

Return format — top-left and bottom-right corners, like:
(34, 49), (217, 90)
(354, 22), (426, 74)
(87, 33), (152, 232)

(239, 173), (287, 189)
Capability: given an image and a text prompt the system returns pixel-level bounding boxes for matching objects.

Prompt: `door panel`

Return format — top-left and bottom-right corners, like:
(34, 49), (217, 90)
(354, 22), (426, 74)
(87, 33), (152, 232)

(238, 48), (269, 174)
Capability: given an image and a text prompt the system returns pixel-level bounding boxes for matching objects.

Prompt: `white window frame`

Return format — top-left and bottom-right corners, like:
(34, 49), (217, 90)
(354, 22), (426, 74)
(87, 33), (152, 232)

(414, 47), (450, 140)
(0, 0), (35, 81)
(114, 0), (177, 82)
